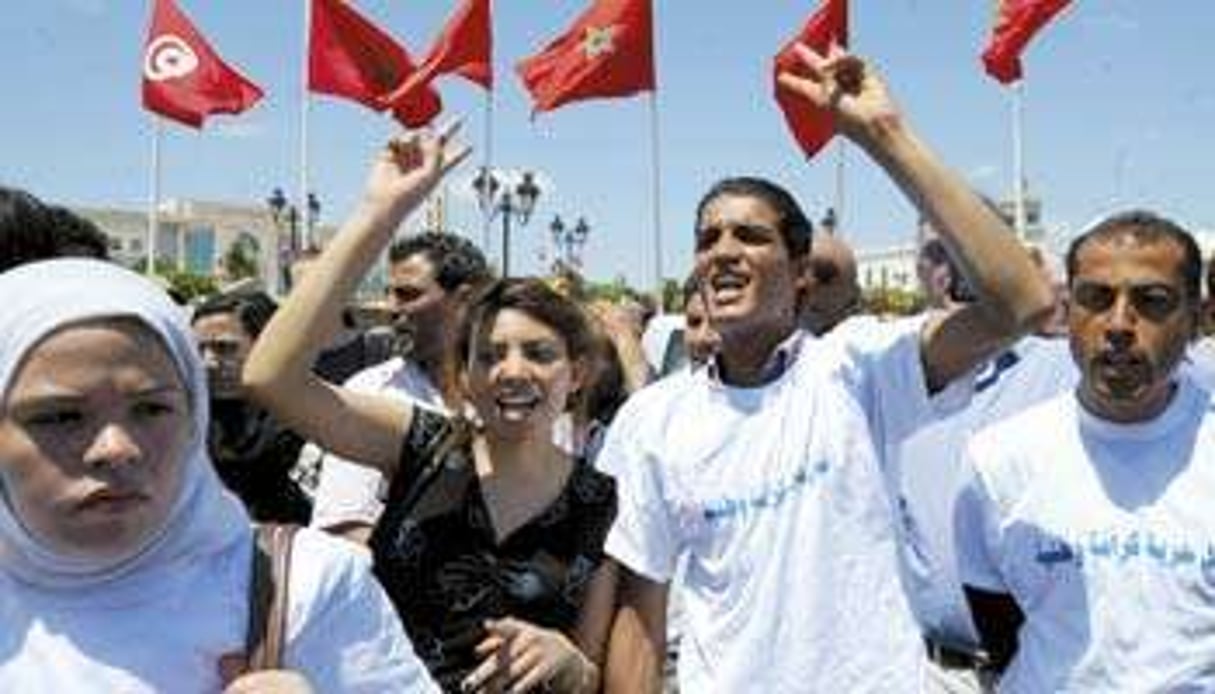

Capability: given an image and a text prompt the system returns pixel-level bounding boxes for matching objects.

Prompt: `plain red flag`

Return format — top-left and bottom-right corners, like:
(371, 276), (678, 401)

(141, 0), (263, 129)
(515, 0), (655, 114)
(308, 0), (440, 128)
(982, 0), (1072, 84)
(419, 0), (493, 89)
(386, 0), (492, 123)
(773, 0), (848, 159)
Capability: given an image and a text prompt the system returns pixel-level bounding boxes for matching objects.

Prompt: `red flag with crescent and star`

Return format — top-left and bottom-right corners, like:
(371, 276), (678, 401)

(308, 0), (441, 128)
(982, 0), (1072, 84)
(140, 0), (263, 129)
(515, 0), (655, 114)
(773, 0), (848, 159)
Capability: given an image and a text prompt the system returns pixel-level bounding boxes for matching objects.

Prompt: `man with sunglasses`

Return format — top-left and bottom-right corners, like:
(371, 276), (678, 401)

(956, 210), (1215, 689)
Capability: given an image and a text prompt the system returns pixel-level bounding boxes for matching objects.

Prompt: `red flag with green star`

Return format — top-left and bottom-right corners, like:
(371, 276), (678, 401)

(515, 0), (655, 114)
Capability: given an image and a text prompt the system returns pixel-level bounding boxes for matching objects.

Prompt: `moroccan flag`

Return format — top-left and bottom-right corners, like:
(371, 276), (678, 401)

(982, 0), (1071, 84)
(141, 0), (263, 129)
(386, 0), (492, 123)
(516, 0), (655, 114)
(773, 0), (848, 159)
(308, 0), (440, 128)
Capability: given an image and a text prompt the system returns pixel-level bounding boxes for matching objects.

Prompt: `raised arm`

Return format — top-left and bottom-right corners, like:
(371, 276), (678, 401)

(243, 124), (470, 473)
(778, 44), (1053, 392)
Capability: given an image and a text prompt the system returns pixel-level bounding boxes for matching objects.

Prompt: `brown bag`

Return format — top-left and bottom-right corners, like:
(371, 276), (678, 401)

(245, 523), (299, 671)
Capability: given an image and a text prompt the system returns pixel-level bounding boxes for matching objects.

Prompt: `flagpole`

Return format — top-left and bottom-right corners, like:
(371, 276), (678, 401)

(1011, 80), (1027, 240)
(833, 140), (846, 236)
(647, 91), (664, 303)
(300, 0), (312, 251)
(482, 88), (495, 255)
(146, 116), (162, 277)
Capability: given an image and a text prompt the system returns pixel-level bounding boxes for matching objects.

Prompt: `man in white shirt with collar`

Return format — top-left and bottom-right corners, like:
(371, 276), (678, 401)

(600, 44), (1054, 693)
(956, 211), (1215, 690)
(307, 232), (489, 542)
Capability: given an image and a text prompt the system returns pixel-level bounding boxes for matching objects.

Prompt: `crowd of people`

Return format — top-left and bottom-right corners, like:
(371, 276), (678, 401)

(2, 42), (1214, 693)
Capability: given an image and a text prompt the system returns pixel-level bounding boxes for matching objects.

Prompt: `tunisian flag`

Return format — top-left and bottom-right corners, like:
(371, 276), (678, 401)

(386, 0), (492, 124)
(516, 0), (655, 114)
(308, 0), (440, 128)
(141, 0), (263, 129)
(773, 0), (848, 159)
(982, 0), (1071, 84)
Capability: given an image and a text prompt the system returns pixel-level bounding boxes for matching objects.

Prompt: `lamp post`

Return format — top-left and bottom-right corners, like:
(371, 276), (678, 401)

(820, 207), (837, 236)
(472, 167), (541, 277)
(267, 188), (321, 292)
(550, 215), (591, 272)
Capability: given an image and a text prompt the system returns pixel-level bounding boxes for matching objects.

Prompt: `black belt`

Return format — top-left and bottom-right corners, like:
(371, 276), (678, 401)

(923, 637), (992, 672)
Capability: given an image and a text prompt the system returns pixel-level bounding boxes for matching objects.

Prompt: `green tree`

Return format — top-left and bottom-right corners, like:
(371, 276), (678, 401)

(223, 234), (260, 281)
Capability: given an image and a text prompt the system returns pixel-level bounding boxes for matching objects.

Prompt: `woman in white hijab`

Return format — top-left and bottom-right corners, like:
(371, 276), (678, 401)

(0, 257), (438, 693)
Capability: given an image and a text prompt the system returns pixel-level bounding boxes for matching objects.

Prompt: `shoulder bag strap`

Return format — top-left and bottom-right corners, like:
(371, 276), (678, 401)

(246, 523), (299, 672)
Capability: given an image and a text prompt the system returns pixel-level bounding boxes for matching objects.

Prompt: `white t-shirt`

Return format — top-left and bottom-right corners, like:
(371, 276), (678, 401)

(0, 528), (438, 692)
(894, 336), (1076, 649)
(601, 316), (937, 692)
(308, 358), (445, 531)
(957, 375), (1215, 691)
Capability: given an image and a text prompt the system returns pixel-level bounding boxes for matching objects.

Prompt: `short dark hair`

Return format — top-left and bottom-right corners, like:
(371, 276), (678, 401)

(1066, 210), (1201, 304)
(44, 206), (109, 260)
(192, 290), (279, 339)
(449, 279), (594, 411)
(1, 187), (108, 272)
(695, 177), (813, 259)
(388, 232), (492, 292)
(681, 273), (703, 307)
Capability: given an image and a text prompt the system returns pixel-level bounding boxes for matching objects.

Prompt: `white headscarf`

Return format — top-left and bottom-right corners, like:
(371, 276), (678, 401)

(0, 259), (249, 590)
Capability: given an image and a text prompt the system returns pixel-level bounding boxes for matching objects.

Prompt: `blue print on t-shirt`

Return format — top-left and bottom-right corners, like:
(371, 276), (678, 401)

(1033, 528), (1215, 571)
(702, 458), (831, 523)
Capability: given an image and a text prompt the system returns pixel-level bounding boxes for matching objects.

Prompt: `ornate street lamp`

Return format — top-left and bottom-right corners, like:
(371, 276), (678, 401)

(550, 214), (591, 271)
(472, 167), (542, 277)
(267, 188), (321, 292)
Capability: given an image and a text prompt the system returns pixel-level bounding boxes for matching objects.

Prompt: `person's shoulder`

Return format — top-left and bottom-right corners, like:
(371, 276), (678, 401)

(969, 389), (1074, 470)
(287, 527), (374, 610)
(817, 313), (925, 366)
(619, 364), (701, 415)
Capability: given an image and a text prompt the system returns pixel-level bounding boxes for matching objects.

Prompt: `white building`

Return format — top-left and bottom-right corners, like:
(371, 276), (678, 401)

(76, 199), (335, 296)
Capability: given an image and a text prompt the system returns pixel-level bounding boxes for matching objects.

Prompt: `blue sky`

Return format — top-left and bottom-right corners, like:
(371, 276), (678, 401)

(2, 1), (1212, 287)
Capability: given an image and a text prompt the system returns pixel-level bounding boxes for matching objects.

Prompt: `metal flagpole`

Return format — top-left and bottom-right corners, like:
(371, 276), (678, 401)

(648, 91), (664, 300)
(482, 88), (495, 256)
(300, 0), (313, 251)
(1011, 80), (1027, 239)
(834, 140), (847, 236)
(146, 116), (162, 276)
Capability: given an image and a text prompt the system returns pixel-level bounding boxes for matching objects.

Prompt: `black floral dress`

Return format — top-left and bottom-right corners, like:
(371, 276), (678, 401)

(369, 409), (617, 692)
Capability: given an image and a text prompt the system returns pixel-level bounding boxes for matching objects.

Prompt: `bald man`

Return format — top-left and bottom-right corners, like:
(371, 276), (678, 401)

(800, 232), (862, 335)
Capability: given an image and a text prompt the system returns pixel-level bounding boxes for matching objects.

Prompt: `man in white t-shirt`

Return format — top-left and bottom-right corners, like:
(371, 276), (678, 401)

(891, 234), (1078, 691)
(600, 44), (1054, 693)
(895, 334), (1076, 691)
(307, 232), (489, 543)
(956, 211), (1215, 690)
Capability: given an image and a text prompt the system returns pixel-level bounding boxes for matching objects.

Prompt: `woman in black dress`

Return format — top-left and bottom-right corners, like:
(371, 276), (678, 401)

(244, 124), (617, 693)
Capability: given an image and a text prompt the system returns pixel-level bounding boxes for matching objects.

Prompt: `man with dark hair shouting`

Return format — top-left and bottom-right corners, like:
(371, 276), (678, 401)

(599, 44), (1053, 692)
